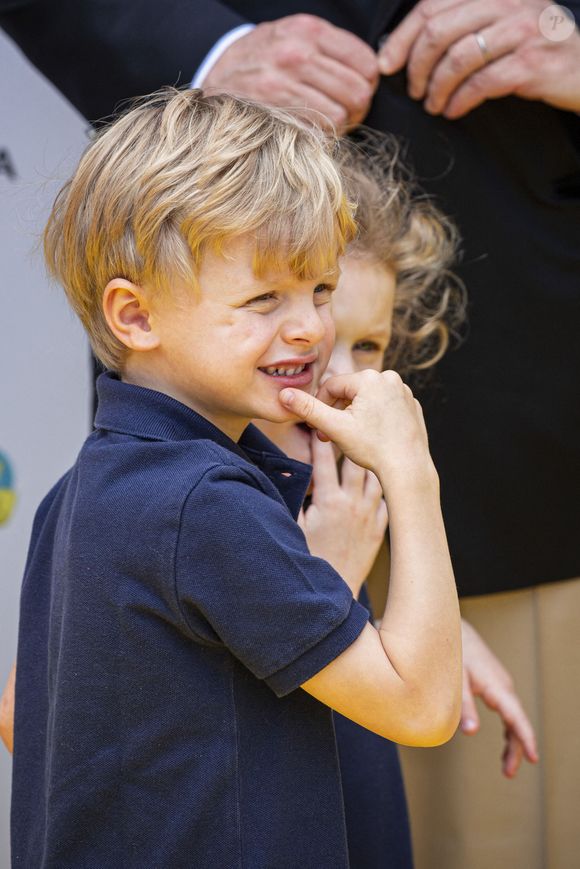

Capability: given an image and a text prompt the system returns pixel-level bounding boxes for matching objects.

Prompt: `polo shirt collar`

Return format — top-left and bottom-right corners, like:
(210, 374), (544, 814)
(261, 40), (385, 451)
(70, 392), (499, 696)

(94, 372), (312, 518)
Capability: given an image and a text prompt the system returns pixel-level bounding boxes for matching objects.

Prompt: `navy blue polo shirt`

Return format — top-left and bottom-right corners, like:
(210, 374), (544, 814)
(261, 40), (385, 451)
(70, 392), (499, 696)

(12, 372), (370, 869)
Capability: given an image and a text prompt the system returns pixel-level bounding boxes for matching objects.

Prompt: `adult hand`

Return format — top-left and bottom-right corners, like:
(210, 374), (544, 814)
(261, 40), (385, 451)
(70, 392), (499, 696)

(379, 0), (580, 118)
(203, 14), (379, 130)
(298, 435), (388, 598)
(460, 619), (539, 777)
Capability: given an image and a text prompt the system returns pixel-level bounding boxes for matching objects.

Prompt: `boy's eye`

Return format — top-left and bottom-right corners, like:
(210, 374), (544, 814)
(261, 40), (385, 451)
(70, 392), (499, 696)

(313, 283), (334, 301)
(245, 292), (276, 305)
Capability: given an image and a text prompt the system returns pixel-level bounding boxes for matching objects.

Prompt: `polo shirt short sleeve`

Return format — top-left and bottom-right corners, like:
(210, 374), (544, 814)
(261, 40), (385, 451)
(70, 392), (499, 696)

(176, 462), (369, 697)
(11, 374), (371, 868)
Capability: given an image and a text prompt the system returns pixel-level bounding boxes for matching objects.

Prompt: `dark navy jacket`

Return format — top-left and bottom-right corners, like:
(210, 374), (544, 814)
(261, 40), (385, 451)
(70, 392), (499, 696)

(12, 373), (369, 868)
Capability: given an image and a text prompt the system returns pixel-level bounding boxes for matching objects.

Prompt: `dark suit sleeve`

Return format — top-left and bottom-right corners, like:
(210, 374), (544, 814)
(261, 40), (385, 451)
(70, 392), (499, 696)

(0, 0), (249, 122)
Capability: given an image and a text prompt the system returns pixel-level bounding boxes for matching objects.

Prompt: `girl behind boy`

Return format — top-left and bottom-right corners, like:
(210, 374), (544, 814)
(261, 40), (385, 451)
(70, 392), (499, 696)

(256, 135), (537, 868)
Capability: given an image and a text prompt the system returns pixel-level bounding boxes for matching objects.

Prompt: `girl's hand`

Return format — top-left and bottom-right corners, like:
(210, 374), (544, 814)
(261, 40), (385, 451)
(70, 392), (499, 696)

(461, 619), (539, 777)
(298, 434), (388, 598)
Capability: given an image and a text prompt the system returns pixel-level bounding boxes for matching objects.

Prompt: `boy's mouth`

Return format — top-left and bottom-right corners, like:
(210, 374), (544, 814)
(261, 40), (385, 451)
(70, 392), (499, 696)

(258, 357), (316, 387)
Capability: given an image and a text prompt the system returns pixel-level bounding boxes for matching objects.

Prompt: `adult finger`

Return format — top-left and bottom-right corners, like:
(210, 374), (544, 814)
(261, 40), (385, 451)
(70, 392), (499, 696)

(285, 78), (351, 129)
(316, 20), (379, 83)
(460, 667), (480, 735)
(405, 0), (497, 99)
(300, 53), (376, 125)
(340, 457), (367, 495)
(443, 53), (526, 118)
(424, 16), (527, 114)
(378, 0), (462, 74)
(310, 433), (340, 497)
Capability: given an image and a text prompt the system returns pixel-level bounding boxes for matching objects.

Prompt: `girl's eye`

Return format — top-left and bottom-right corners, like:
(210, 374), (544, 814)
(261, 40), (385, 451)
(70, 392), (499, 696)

(354, 340), (382, 354)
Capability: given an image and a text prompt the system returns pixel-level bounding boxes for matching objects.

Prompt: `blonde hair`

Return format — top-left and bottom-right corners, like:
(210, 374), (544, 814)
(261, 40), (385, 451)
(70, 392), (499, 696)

(339, 131), (465, 376)
(44, 88), (356, 369)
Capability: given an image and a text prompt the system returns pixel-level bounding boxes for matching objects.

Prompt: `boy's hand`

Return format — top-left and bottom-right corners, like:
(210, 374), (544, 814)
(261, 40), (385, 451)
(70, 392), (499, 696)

(460, 620), (539, 777)
(280, 370), (435, 485)
(298, 434), (388, 598)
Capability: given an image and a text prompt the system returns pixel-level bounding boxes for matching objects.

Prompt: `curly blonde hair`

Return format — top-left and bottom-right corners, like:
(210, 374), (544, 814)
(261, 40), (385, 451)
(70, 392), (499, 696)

(339, 131), (465, 376)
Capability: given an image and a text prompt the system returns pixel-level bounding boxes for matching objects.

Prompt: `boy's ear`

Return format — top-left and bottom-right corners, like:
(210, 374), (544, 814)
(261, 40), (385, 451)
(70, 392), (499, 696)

(102, 279), (160, 352)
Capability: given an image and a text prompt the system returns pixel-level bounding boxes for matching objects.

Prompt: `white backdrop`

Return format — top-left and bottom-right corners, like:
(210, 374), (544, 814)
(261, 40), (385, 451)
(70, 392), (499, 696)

(0, 31), (91, 865)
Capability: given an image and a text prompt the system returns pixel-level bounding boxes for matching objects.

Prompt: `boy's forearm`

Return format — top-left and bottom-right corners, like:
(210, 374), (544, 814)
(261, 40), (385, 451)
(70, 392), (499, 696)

(376, 466), (462, 741)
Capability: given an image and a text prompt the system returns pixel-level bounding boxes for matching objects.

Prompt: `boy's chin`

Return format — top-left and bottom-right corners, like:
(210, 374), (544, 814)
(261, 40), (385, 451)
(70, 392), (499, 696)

(262, 407), (303, 425)
(262, 389), (316, 424)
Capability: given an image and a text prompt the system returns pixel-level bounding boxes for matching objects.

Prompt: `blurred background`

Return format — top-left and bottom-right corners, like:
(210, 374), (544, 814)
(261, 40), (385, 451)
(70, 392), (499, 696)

(0, 31), (91, 864)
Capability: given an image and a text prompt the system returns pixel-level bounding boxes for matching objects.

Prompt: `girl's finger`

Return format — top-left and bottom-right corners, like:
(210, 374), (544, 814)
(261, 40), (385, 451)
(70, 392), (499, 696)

(310, 432), (340, 497)
(340, 457), (366, 495)
(502, 731), (524, 779)
(460, 667), (480, 735)
(489, 690), (539, 764)
(375, 498), (389, 534)
(364, 470), (383, 503)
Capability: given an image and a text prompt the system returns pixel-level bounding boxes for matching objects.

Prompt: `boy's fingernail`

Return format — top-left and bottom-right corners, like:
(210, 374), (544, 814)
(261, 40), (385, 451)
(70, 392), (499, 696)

(462, 718), (477, 732)
(280, 389), (294, 406)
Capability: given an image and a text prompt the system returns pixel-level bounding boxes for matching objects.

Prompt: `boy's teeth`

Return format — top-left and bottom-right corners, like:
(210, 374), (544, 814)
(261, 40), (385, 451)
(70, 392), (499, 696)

(265, 364), (306, 376)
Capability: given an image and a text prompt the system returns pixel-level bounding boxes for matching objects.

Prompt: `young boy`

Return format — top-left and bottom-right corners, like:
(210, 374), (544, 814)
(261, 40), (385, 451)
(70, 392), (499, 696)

(12, 89), (461, 868)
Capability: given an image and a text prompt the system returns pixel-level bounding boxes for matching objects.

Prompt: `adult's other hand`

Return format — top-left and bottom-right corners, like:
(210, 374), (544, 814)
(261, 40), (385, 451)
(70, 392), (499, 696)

(204, 14), (379, 130)
(379, 0), (580, 118)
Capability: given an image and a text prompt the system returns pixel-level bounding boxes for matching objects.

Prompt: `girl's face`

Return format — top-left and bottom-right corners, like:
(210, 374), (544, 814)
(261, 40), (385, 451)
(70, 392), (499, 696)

(255, 255), (396, 464)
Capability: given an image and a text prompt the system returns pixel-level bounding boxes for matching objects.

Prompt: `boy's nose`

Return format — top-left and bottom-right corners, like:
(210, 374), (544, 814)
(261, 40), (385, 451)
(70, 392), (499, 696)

(281, 305), (326, 345)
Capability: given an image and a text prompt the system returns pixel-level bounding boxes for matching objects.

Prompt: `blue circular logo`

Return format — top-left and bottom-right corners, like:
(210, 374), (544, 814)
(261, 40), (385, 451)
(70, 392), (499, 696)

(0, 451), (16, 525)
